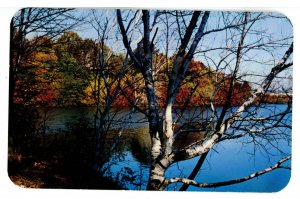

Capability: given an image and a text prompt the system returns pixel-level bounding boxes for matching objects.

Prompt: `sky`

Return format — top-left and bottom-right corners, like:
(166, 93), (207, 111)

(73, 9), (293, 90)
(0, 2), (299, 199)
(9, 8), (293, 93)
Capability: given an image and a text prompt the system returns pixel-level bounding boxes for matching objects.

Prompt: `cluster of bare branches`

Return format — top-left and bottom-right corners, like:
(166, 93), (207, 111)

(116, 10), (292, 190)
(9, 8), (292, 191)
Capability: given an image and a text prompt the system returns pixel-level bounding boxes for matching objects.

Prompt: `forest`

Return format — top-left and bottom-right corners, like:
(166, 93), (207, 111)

(8, 8), (292, 191)
(11, 31), (289, 108)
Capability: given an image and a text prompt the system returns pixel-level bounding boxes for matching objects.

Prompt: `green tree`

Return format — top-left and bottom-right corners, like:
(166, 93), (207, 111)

(57, 52), (90, 106)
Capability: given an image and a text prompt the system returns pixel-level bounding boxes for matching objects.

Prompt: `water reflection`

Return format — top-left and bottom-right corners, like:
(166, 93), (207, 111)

(35, 105), (291, 191)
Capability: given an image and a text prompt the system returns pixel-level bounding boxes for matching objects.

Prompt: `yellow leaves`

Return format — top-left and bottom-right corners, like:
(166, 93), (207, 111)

(31, 51), (58, 67)
(36, 52), (57, 62)
(81, 83), (96, 105)
(81, 80), (106, 106)
(23, 50), (58, 70)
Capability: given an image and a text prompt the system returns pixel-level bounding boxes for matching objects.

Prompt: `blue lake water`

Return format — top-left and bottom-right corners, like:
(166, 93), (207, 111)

(38, 104), (291, 192)
(108, 137), (290, 192)
(165, 138), (291, 192)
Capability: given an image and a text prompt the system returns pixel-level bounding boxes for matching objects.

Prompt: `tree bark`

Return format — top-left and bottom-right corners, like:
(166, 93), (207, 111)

(147, 12), (211, 190)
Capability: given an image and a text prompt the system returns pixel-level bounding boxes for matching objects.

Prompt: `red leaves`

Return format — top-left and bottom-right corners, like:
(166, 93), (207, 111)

(254, 93), (290, 104)
(35, 90), (58, 106)
(12, 33), (256, 108)
(214, 78), (252, 106)
(188, 60), (205, 73)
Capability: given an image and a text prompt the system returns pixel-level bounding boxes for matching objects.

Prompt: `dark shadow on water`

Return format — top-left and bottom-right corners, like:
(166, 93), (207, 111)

(8, 106), (124, 189)
(8, 105), (291, 191)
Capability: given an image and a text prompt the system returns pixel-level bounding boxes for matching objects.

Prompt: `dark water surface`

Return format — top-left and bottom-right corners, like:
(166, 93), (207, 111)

(37, 104), (291, 192)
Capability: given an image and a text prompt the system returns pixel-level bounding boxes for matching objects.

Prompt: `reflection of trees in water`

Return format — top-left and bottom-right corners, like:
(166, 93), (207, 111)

(116, 127), (209, 166)
(127, 128), (151, 165)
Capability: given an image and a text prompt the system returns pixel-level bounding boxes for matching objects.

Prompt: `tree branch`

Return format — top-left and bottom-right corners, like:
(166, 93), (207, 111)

(164, 156), (291, 189)
(174, 42), (293, 161)
(116, 9), (142, 68)
(216, 12), (249, 132)
(166, 11), (202, 103)
(179, 151), (209, 191)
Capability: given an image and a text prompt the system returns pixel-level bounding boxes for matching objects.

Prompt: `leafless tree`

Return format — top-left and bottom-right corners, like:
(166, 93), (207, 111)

(117, 10), (292, 190)
(85, 9), (131, 173)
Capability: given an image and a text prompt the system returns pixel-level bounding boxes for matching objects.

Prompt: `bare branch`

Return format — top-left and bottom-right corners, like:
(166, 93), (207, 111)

(116, 9), (141, 68)
(164, 156), (291, 189)
(218, 132), (248, 142)
(179, 152), (209, 191)
(175, 42), (293, 161)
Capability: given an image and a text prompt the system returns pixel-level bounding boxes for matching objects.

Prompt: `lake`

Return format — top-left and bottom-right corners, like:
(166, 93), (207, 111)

(36, 104), (291, 192)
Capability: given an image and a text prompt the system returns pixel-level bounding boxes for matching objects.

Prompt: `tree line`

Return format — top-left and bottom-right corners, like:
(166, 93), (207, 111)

(11, 31), (289, 108)
(9, 8), (292, 191)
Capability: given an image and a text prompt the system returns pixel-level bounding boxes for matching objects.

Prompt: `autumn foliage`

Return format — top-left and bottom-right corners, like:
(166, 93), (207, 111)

(11, 31), (288, 109)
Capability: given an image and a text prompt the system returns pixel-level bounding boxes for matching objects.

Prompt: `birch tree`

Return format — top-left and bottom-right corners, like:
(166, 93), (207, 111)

(117, 10), (292, 191)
